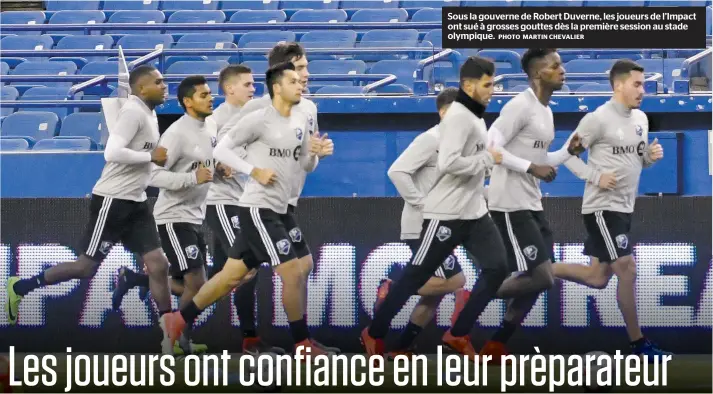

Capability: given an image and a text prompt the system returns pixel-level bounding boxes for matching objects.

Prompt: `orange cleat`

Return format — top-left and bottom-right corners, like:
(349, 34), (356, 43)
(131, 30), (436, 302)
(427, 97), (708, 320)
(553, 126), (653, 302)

(294, 339), (332, 357)
(451, 288), (471, 327)
(360, 327), (385, 357)
(164, 311), (186, 345)
(374, 278), (392, 312)
(442, 330), (478, 362)
(479, 340), (512, 365)
(386, 349), (414, 361)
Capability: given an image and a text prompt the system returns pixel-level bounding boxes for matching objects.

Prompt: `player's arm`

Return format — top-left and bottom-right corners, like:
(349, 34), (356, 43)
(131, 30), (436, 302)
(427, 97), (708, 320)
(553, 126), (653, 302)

(438, 112), (497, 176)
(300, 127), (319, 173)
(563, 113), (605, 185)
(640, 121), (663, 168)
(388, 133), (436, 207)
(103, 107), (153, 164)
(487, 103), (531, 173)
(149, 131), (198, 190)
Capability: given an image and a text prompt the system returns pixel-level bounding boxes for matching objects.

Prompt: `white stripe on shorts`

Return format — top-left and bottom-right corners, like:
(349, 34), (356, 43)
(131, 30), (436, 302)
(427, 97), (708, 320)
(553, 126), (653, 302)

(86, 197), (113, 256)
(595, 211), (618, 261)
(250, 207), (280, 266)
(166, 223), (188, 271)
(216, 204), (236, 246)
(412, 219), (439, 266)
(504, 212), (528, 272)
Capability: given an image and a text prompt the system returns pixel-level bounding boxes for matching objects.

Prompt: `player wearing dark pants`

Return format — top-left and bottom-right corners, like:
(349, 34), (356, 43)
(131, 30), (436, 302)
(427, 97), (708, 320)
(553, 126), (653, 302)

(361, 57), (510, 360)
(379, 87), (467, 358)
(164, 63), (334, 354)
(558, 59), (670, 359)
(5, 65), (179, 354)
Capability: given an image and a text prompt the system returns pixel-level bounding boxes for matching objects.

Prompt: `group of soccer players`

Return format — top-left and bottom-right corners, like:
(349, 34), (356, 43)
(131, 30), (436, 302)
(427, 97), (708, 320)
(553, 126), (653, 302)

(5, 44), (670, 361)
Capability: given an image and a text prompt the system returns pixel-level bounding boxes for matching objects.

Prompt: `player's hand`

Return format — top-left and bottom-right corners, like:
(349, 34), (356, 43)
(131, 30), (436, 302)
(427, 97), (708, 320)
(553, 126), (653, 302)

(251, 167), (277, 186)
(528, 164), (557, 182)
(648, 138), (664, 162)
(567, 133), (586, 156)
(309, 132), (323, 157)
(195, 163), (213, 184)
(216, 162), (233, 178)
(151, 146), (168, 166)
(598, 172), (617, 190)
(487, 146), (503, 164)
(316, 132), (333, 157)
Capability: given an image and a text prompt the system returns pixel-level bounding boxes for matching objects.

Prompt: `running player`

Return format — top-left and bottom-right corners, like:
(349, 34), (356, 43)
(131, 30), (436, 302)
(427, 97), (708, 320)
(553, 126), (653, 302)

(481, 48), (585, 362)
(557, 59), (670, 358)
(5, 65), (178, 353)
(164, 62), (332, 355)
(380, 87), (467, 357)
(361, 57), (511, 359)
(219, 42), (337, 354)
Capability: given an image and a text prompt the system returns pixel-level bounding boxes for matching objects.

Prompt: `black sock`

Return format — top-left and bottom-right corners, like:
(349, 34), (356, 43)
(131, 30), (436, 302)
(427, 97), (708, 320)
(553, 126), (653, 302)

(130, 272), (150, 288)
(14, 273), (48, 296)
(242, 329), (257, 339)
(368, 267), (427, 339)
(630, 337), (647, 347)
(491, 320), (517, 344)
(396, 322), (423, 350)
(451, 274), (503, 337)
(159, 309), (171, 317)
(288, 318), (310, 343)
(180, 300), (202, 324)
(235, 274), (257, 336)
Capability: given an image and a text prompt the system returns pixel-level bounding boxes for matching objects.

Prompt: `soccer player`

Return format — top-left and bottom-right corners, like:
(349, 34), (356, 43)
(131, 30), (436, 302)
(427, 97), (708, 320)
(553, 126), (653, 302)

(481, 48), (585, 361)
(381, 87), (468, 357)
(5, 65), (179, 353)
(219, 42), (337, 354)
(556, 59), (670, 358)
(361, 57), (511, 359)
(164, 62), (331, 355)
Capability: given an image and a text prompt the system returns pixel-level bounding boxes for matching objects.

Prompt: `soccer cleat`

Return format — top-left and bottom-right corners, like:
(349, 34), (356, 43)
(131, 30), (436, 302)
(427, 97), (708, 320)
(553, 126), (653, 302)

(631, 338), (673, 362)
(174, 337), (208, 355)
(479, 340), (512, 365)
(312, 339), (341, 355)
(294, 339), (331, 357)
(111, 267), (132, 311)
(243, 337), (286, 356)
(360, 327), (384, 357)
(442, 330), (478, 362)
(373, 278), (392, 313)
(5, 277), (22, 326)
(163, 311), (186, 346)
(451, 288), (471, 328)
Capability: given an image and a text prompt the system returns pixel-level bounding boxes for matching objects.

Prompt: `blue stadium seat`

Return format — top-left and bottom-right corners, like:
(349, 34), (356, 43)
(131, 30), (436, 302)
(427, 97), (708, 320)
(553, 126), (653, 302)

(290, 9), (348, 22)
(48, 10), (106, 26)
(281, 0), (341, 9)
(1, 111), (60, 141)
(357, 29), (419, 61)
(1, 62), (9, 76)
(20, 87), (75, 119)
(576, 83), (613, 93)
(167, 10), (227, 33)
(368, 59), (420, 87)
(300, 30), (357, 60)
(33, 137), (96, 151)
(0, 11), (46, 35)
(45, 0), (100, 11)
(59, 113), (105, 144)
(0, 138), (30, 152)
(107, 10), (165, 35)
(220, 0), (280, 10)
(373, 84), (412, 94)
(523, 0), (583, 5)
(565, 59), (617, 73)
(166, 61), (228, 94)
(12, 61), (78, 88)
(172, 40), (236, 64)
(708, 6), (712, 35)
(116, 34), (174, 50)
(238, 31), (297, 60)
(584, 0), (644, 5)
(56, 35), (114, 63)
(177, 32), (234, 45)
(639, 58), (686, 89)
(309, 60), (367, 87)
(1, 86), (19, 117)
(315, 86), (364, 94)
(241, 61), (269, 74)
(1, 35), (54, 51)
(103, 0), (160, 10)
(646, 0), (707, 5)
(229, 10), (287, 23)
(341, 0), (398, 8)
(402, 0), (461, 7)
(81, 61), (119, 75)
(411, 8), (442, 22)
(425, 62), (459, 86)
(161, 0), (219, 10)
(462, 0), (522, 6)
(350, 8), (408, 22)
(423, 29), (442, 48)
(477, 49), (522, 74)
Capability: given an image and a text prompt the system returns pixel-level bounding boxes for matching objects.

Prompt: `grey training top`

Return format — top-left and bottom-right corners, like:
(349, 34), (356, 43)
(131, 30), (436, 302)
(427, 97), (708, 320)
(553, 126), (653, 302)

(206, 101), (248, 206)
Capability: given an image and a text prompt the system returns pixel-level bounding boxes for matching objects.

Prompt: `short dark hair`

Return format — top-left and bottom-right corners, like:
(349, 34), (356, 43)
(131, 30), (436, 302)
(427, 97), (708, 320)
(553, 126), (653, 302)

(266, 62), (296, 98)
(436, 87), (459, 111)
(128, 64), (158, 88)
(177, 75), (209, 111)
(460, 56), (495, 83)
(219, 64), (251, 90)
(268, 42), (306, 67)
(609, 59), (645, 87)
(521, 48), (558, 78)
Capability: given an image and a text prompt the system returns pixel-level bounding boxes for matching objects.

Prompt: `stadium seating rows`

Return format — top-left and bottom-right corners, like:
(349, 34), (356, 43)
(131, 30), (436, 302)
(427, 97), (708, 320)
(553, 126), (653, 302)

(0, 111), (105, 152)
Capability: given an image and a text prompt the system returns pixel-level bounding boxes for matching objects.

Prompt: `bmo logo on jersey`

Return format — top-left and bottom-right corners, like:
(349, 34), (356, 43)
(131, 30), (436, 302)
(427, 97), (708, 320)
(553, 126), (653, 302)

(533, 140), (550, 149)
(142, 142), (154, 150)
(612, 144), (640, 155)
(269, 146), (301, 161)
(190, 159), (215, 170)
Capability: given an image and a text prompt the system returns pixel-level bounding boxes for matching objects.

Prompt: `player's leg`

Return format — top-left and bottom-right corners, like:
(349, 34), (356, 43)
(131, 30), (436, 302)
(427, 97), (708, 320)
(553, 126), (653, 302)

(362, 219), (463, 356)
(552, 256), (613, 289)
(445, 214), (509, 360)
(112, 265), (188, 311)
(6, 195), (122, 324)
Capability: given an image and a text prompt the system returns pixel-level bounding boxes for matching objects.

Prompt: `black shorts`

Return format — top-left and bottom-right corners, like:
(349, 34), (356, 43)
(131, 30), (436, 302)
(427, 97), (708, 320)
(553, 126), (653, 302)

(582, 211), (633, 263)
(158, 223), (207, 277)
(284, 205), (311, 259)
(491, 210), (555, 272)
(405, 239), (462, 279)
(229, 207), (305, 269)
(80, 194), (161, 262)
(205, 204), (241, 273)
(409, 214), (507, 279)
